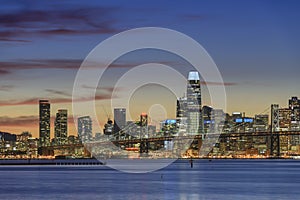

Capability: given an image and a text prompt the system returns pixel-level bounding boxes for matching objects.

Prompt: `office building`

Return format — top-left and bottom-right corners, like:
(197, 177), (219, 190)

(39, 100), (50, 147)
(176, 97), (188, 135)
(254, 114), (269, 132)
(279, 108), (292, 131)
(211, 109), (226, 133)
(54, 109), (68, 145)
(78, 116), (92, 143)
(202, 106), (213, 133)
(113, 108), (126, 134)
(289, 97), (300, 130)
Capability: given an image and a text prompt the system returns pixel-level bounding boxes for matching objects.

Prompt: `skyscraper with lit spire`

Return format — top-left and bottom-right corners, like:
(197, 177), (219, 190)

(186, 71), (203, 135)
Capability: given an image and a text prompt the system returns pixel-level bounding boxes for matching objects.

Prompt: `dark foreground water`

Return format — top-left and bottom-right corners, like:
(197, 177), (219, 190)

(1, 159), (300, 200)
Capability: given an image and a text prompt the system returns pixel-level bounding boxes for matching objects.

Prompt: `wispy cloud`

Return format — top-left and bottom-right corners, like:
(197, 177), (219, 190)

(45, 89), (71, 97)
(200, 81), (237, 86)
(0, 59), (82, 72)
(81, 85), (124, 93)
(0, 115), (37, 127)
(0, 85), (15, 92)
(0, 59), (150, 76)
(0, 93), (117, 107)
(0, 59), (82, 76)
(0, 38), (31, 43)
(0, 69), (10, 75)
(0, 5), (121, 42)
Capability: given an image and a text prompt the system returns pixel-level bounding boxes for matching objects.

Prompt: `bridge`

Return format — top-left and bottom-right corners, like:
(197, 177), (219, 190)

(43, 105), (298, 157)
(44, 130), (300, 158)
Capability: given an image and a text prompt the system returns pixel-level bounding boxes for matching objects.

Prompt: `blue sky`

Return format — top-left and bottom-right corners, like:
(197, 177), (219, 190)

(0, 0), (300, 136)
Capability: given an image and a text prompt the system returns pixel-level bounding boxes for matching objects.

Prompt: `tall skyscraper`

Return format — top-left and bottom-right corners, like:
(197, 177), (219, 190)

(39, 100), (50, 147)
(78, 116), (92, 143)
(54, 109), (68, 145)
(186, 71), (203, 135)
(113, 108), (126, 134)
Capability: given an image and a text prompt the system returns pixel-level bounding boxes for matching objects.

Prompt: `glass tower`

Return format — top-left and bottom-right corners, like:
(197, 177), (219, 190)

(186, 71), (203, 135)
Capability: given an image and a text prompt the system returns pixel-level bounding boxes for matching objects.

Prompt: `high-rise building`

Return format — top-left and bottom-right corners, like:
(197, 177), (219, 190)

(186, 71), (203, 135)
(78, 116), (92, 143)
(286, 97), (300, 131)
(211, 109), (225, 133)
(113, 108), (126, 134)
(160, 119), (177, 136)
(231, 112), (243, 123)
(202, 106), (213, 133)
(39, 100), (50, 147)
(176, 97), (187, 118)
(176, 97), (187, 135)
(54, 109), (68, 145)
(289, 96), (300, 110)
(279, 108), (292, 131)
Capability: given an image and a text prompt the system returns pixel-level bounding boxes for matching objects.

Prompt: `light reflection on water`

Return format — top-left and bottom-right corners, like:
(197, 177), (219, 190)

(0, 160), (300, 200)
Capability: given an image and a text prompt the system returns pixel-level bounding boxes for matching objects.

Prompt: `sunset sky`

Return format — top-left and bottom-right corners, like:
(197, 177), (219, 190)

(1, 0), (300, 137)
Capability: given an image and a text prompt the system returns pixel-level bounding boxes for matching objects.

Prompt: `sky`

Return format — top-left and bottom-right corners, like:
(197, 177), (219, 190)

(0, 0), (300, 137)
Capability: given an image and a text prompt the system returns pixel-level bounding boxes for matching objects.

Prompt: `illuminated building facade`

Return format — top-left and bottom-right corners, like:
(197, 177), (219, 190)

(279, 108), (292, 131)
(78, 116), (92, 143)
(186, 71), (203, 135)
(54, 109), (68, 145)
(202, 106), (212, 133)
(289, 97), (300, 130)
(253, 114), (269, 132)
(176, 97), (187, 135)
(211, 109), (226, 133)
(39, 100), (50, 147)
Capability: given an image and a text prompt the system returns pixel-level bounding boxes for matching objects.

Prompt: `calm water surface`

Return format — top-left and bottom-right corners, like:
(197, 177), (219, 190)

(1, 160), (300, 200)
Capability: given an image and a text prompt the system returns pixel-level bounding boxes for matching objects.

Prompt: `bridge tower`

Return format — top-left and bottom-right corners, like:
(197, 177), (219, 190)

(270, 104), (280, 157)
(139, 113), (149, 154)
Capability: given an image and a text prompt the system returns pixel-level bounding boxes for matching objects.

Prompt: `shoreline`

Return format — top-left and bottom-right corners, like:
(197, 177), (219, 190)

(0, 157), (298, 166)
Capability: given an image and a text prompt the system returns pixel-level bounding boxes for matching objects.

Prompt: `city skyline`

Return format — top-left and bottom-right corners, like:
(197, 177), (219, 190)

(1, 1), (300, 137)
(1, 82), (299, 140)
(1, 2), (300, 199)
(0, 71), (300, 160)
(0, 82), (300, 138)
